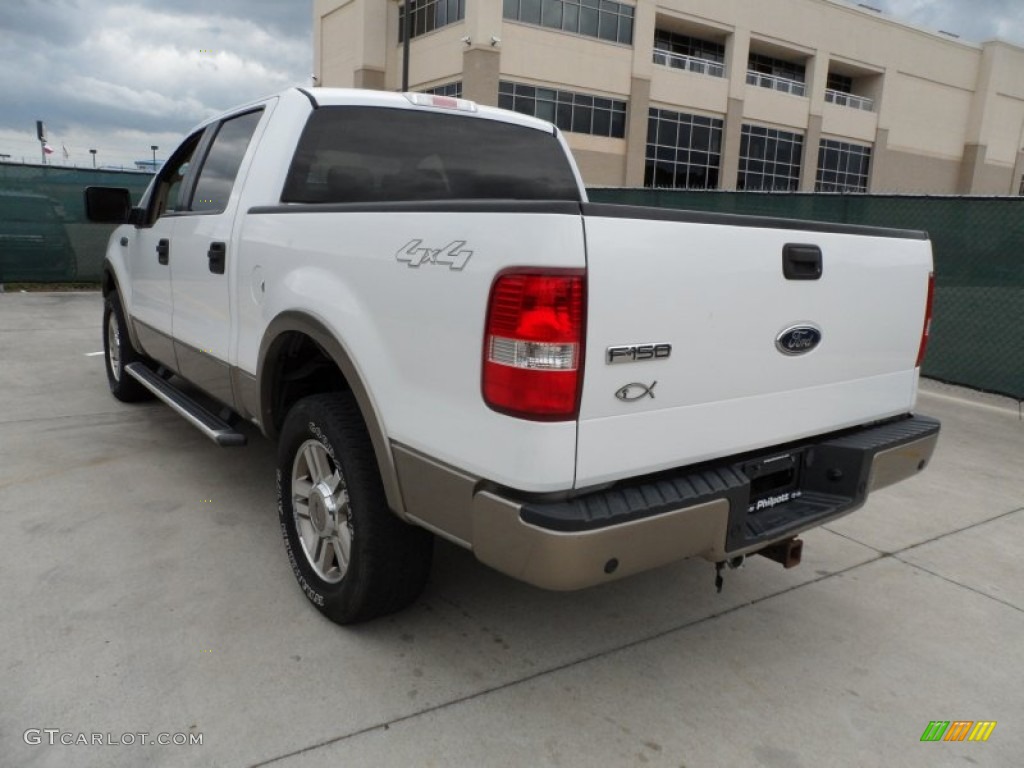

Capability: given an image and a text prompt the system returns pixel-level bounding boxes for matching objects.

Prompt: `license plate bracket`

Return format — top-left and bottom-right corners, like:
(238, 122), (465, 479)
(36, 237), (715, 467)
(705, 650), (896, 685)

(743, 450), (804, 514)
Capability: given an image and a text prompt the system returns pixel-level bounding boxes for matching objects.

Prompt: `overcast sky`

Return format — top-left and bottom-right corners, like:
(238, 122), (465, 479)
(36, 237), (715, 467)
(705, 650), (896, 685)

(0, 1), (1020, 169)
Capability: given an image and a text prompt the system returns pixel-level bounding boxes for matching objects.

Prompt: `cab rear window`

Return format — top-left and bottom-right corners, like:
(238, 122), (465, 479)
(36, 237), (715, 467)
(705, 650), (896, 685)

(281, 106), (580, 204)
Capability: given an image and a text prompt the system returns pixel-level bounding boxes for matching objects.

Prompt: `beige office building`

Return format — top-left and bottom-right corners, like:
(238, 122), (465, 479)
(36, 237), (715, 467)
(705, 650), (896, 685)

(313, 0), (1024, 194)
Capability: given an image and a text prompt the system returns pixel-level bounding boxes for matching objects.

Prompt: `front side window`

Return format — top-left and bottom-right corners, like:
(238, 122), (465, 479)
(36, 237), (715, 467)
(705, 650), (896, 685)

(503, 0), (634, 45)
(738, 124), (804, 192)
(281, 107), (580, 203)
(499, 81), (626, 138)
(190, 110), (263, 214)
(144, 133), (202, 224)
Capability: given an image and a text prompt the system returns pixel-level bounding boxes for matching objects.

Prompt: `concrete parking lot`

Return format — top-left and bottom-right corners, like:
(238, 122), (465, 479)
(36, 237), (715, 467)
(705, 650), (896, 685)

(2, 291), (1022, 768)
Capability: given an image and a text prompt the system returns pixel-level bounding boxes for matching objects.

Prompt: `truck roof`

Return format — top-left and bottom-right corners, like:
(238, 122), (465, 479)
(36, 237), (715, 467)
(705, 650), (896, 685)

(189, 86), (559, 138)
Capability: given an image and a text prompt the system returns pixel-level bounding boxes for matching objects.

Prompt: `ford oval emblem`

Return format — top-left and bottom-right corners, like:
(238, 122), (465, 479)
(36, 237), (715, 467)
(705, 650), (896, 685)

(775, 325), (822, 356)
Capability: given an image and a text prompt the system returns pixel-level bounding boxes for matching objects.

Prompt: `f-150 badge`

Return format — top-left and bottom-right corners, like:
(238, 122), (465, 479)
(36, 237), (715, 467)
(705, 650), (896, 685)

(396, 239), (473, 271)
(615, 382), (657, 402)
(606, 343), (672, 364)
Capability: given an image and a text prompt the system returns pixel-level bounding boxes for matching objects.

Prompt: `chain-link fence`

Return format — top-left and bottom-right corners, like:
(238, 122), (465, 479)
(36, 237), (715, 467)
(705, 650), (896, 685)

(0, 163), (152, 283)
(588, 190), (1024, 400)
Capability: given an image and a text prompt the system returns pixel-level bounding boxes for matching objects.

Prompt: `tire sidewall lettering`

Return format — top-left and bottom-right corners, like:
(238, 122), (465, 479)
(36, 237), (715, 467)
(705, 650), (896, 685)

(278, 458), (328, 606)
(308, 421), (336, 462)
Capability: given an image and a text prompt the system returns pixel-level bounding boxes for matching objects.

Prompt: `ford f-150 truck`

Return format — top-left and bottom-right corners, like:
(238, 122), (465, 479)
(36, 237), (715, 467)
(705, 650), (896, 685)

(85, 87), (939, 625)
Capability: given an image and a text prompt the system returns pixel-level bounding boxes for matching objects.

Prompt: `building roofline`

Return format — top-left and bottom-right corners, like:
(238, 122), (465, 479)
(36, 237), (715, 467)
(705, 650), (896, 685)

(823, 0), (984, 50)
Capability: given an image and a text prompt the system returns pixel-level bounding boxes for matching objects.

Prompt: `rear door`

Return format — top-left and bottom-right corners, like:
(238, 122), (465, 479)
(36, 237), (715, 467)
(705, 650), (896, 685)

(575, 206), (933, 488)
(168, 108), (266, 403)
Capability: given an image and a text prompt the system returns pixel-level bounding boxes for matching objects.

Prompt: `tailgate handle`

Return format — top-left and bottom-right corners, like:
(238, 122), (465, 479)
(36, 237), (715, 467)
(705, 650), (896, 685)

(783, 244), (822, 280)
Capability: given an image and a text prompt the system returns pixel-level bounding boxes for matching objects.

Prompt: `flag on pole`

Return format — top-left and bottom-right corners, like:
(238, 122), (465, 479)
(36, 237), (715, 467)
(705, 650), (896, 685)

(43, 143), (54, 155)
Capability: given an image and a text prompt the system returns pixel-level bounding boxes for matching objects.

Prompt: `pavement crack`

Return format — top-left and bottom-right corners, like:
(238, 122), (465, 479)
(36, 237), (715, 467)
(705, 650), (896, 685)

(824, 506), (1023, 560)
(893, 556), (1022, 614)
(821, 526), (884, 554)
(891, 507), (1024, 557)
(247, 553), (886, 767)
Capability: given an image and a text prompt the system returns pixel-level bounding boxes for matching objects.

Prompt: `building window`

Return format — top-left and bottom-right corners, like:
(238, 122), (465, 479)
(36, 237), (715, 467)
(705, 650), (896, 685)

(824, 71), (874, 111)
(747, 53), (806, 96)
(644, 108), (723, 189)
(653, 29), (726, 77)
(827, 73), (853, 94)
(398, 0), (465, 42)
(503, 0), (635, 45)
(738, 124), (803, 191)
(422, 81), (463, 98)
(816, 139), (871, 192)
(499, 81), (627, 138)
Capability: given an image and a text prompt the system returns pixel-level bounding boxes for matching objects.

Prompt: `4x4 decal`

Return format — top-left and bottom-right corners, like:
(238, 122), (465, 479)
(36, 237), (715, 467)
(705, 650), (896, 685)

(396, 239), (473, 271)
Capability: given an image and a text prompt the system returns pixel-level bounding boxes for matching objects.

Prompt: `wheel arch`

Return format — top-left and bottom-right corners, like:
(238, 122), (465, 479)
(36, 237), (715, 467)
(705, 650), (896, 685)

(257, 310), (406, 517)
(101, 259), (145, 353)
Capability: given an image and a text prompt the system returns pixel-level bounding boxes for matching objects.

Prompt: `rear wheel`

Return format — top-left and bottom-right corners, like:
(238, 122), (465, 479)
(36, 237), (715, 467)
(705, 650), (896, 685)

(277, 392), (433, 625)
(102, 294), (152, 402)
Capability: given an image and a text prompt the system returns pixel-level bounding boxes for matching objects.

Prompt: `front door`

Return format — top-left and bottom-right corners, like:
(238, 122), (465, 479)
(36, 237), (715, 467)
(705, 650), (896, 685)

(128, 133), (204, 366)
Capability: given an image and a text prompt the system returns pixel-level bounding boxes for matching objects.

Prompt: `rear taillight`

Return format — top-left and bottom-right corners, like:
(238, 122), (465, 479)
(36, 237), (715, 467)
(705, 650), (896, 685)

(483, 270), (585, 420)
(916, 272), (935, 367)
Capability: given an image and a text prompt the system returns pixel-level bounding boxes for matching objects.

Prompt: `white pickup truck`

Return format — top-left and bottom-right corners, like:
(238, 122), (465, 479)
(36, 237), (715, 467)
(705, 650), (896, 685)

(86, 87), (939, 625)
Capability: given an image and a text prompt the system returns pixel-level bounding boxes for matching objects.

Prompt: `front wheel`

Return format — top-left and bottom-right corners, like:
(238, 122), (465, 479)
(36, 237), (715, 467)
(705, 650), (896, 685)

(277, 393), (433, 625)
(102, 294), (153, 402)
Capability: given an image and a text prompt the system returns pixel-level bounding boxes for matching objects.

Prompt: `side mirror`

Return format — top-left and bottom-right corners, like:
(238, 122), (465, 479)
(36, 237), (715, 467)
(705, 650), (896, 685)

(84, 186), (132, 224)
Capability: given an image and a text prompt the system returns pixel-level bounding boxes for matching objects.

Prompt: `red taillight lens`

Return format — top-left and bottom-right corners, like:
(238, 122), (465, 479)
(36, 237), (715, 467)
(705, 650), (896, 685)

(916, 272), (935, 368)
(483, 270), (585, 420)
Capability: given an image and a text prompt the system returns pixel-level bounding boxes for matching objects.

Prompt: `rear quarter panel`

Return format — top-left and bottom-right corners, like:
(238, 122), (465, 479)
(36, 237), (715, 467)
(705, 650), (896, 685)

(236, 208), (586, 493)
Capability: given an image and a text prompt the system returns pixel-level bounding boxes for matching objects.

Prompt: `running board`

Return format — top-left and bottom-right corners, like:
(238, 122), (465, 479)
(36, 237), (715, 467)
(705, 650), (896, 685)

(125, 362), (247, 447)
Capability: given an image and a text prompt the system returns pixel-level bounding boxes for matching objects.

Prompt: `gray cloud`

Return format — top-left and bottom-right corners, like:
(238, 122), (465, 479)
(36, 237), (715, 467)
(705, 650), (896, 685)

(0, 0), (311, 167)
(872, 0), (1024, 43)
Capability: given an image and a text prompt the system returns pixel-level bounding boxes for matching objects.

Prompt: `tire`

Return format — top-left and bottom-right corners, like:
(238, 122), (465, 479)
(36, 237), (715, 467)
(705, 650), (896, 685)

(277, 392), (434, 625)
(102, 293), (153, 402)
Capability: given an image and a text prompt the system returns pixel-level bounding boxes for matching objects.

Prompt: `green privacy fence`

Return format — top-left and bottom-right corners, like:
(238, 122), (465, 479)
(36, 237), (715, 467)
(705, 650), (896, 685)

(0, 163), (152, 283)
(1, 167), (1020, 398)
(588, 189), (1024, 400)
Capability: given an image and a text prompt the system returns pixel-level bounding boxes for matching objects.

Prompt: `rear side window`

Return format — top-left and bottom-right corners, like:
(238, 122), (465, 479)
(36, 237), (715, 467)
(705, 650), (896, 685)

(281, 106), (581, 203)
(191, 109), (263, 213)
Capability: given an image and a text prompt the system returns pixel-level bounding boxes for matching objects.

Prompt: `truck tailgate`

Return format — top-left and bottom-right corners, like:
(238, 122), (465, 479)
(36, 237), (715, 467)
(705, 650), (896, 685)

(576, 205), (932, 489)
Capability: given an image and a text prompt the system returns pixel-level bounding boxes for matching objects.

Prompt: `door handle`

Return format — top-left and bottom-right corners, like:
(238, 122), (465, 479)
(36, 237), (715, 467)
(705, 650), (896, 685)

(156, 238), (169, 265)
(208, 242), (226, 275)
(782, 244), (822, 280)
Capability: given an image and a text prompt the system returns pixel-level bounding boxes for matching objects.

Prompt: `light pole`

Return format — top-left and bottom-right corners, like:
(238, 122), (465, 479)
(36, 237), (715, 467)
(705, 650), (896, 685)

(151, 145), (158, 170)
(89, 149), (97, 168)
(401, 0), (411, 91)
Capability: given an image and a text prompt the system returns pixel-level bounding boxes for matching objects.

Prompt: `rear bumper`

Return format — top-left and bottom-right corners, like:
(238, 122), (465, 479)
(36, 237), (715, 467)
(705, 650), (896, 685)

(469, 415), (940, 590)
